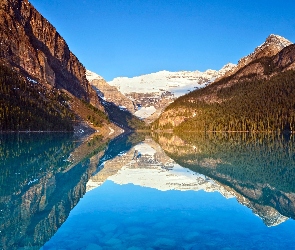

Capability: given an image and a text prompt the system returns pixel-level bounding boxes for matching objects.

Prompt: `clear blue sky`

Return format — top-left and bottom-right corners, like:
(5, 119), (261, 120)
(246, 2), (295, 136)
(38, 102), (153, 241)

(30, 0), (295, 81)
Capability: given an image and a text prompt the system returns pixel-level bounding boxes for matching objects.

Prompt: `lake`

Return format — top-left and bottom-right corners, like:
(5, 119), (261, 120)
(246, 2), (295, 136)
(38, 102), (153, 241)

(1, 132), (295, 249)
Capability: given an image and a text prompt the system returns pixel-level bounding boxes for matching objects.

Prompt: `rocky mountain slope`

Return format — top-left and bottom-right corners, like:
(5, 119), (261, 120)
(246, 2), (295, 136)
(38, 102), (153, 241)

(153, 35), (295, 132)
(0, 0), (112, 133)
(220, 34), (292, 80)
(86, 70), (136, 113)
(86, 70), (147, 130)
(0, 0), (99, 104)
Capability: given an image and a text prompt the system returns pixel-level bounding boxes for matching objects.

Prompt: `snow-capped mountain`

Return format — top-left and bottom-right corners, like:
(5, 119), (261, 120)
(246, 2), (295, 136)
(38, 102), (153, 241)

(108, 63), (236, 97)
(105, 63), (236, 121)
(86, 64), (236, 121)
(221, 34), (292, 79)
(86, 70), (104, 82)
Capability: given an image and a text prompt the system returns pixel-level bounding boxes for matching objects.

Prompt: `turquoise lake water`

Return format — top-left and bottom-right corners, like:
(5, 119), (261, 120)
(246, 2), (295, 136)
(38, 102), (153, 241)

(1, 132), (295, 249)
(42, 180), (295, 250)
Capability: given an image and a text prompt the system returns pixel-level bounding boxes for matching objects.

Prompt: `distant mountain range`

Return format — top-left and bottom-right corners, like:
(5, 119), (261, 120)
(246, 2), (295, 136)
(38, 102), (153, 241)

(87, 34), (293, 128)
(87, 64), (236, 122)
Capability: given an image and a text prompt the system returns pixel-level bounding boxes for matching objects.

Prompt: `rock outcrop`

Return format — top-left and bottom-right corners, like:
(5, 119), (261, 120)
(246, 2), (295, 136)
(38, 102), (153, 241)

(220, 34), (292, 80)
(0, 0), (99, 106)
(86, 70), (136, 113)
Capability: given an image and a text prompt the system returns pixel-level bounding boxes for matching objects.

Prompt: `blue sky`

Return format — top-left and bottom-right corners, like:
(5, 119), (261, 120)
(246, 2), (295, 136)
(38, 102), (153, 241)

(30, 0), (295, 81)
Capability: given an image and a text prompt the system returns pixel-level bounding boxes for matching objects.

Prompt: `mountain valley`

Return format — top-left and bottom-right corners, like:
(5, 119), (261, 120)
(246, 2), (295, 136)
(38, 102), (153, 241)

(87, 63), (236, 123)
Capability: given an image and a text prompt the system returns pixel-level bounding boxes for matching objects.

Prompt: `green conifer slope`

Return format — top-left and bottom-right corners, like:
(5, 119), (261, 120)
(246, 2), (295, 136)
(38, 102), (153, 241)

(0, 64), (74, 131)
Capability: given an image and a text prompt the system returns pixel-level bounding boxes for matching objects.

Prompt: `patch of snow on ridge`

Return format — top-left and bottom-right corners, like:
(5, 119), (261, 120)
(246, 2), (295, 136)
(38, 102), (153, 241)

(260, 34), (292, 49)
(237, 34), (292, 66)
(134, 106), (156, 118)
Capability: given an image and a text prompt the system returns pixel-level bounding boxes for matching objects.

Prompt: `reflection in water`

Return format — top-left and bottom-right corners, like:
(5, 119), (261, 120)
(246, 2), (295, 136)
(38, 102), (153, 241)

(0, 133), (109, 250)
(2, 132), (295, 249)
(87, 134), (295, 227)
(154, 132), (295, 226)
(87, 138), (234, 196)
(43, 134), (295, 249)
(90, 132), (145, 178)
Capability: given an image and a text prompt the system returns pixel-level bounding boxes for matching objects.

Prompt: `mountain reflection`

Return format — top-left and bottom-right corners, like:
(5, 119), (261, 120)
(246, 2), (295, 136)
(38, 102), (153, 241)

(89, 132), (295, 227)
(153, 132), (295, 226)
(2, 132), (295, 249)
(0, 133), (108, 250)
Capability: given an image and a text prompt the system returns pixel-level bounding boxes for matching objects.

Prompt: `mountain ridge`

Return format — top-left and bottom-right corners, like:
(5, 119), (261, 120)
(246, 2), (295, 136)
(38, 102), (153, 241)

(153, 34), (295, 131)
(219, 34), (292, 80)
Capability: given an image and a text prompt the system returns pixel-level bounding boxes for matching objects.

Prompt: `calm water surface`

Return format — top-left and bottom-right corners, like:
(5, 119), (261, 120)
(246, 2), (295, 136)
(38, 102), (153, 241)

(42, 181), (295, 250)
(1, 132), (295, 249)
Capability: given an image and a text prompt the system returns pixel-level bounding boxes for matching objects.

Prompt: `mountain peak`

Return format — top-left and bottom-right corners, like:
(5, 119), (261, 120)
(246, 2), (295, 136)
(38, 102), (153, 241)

(86, 70), (104, 82)
(257, 34), (293, 53)
(234, 34), (292, 70)
(264, 34), (292, 48)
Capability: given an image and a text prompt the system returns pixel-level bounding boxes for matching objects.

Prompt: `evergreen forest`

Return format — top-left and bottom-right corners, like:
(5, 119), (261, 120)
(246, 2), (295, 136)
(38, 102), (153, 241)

(0, 64), (74, 131)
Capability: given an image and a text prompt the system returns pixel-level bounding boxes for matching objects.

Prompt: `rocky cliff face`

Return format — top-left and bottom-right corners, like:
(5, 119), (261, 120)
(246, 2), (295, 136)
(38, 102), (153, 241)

(0, 0), (99, 106)
(86, 70), (136, 113)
